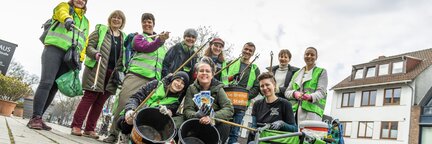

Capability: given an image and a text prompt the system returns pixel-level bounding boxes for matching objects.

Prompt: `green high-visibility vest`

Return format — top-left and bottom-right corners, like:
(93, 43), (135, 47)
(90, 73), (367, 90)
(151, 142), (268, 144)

(84, 24), (127, 70)
(222, 60), (257, 90)
(128, 34), (166, 80)
(217, 61), (228, 81)
(291, 67), (326, 117)
(44, 9), (89, 52)
(146, 81), (178, 107)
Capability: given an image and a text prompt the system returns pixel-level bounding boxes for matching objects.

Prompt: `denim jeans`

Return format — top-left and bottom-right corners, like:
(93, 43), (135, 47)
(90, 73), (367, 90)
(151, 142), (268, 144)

(228, 109), (245, 144)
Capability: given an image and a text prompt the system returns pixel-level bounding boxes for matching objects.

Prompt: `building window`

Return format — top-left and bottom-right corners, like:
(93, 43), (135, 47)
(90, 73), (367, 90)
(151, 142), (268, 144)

(341, 121), (352, 137)
(378, 64), (389, 76)
(392, 61), (403, 74)
(342, 92), (355, 107)
(421, 127), (432, 144)
(361, 90), (377, 106)
(381, 121), (398, 139)
(366, 67), (376, 78)
(355, 69), (363, 79)
(358, 121), (374, 138)
(384, 88), (401, 105)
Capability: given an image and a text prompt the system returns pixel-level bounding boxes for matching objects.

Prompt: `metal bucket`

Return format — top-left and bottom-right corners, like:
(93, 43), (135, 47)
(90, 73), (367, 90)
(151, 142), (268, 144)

(224, 86), (248, 109)
(178, 118), (221, 144)
(131, 108), (176, 144)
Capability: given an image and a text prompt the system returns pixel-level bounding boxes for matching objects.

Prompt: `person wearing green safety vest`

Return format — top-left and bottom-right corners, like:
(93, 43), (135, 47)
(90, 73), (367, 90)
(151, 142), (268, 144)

(114, 72), (189, 137)
(70, 10), (127, 139)
(28, 0), (90, 131)
(247, 72), (298, 143)
(103, 13), (170, 143)
(285, 47), (328, 125)
(162, 28), (198, 85)
(225, 42), (261, 144)
(203, 38), (227, 82)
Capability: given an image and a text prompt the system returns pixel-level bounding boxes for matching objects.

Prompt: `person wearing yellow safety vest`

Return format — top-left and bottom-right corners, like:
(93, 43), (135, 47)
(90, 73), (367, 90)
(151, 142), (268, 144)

(203, 38), (227, 82)
(70, 10), (126, 139)
(27, 0), (89, 131)
(114, 72), (189, 136)
(223, 42), (261, 144)
(103, 13), (170, 143)
(285, 47), (328, 124)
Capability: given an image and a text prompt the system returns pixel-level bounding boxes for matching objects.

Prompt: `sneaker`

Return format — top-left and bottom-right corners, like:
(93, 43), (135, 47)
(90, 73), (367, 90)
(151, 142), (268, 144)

(27, 116), (43, 130)
(71, 127), (82, 136)
(83, 131), (100, 139)
(102, 134), (118, 143)
(41, 121), (52, 131)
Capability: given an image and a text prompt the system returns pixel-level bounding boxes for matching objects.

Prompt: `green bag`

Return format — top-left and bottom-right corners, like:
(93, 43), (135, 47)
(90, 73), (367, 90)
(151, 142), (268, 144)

(56, 70), (83, 97)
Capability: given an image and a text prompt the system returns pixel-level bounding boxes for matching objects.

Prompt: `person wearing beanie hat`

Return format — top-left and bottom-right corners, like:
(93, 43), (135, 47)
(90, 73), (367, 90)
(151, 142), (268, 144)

(117, 71), (190, 135)
(204, 37), (226, 81)
(162, 28), (198, 84)
(172, 71), (190, 87)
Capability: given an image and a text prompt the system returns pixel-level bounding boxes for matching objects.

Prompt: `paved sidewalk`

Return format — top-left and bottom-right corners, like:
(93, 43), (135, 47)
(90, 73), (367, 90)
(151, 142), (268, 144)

(0, 115), (106, 144)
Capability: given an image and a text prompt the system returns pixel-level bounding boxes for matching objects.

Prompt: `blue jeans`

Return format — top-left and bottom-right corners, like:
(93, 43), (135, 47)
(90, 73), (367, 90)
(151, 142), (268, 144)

(228, 110), (245, 144)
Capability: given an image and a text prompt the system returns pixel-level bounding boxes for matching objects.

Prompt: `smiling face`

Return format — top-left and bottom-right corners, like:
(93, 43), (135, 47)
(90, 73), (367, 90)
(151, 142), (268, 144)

(141, 19), (154, 34)
(279, 53), (290, 67)
(184, 35), (196, 48)
(169, 79), (185, 93)
(210, 43), (224, 56)
(259, 78), (276, 97)
(73, 0), (86, 8)
(304, 48), (317, 67)
(110, 15), (123, 30)
(242, 44), (255, 61)
(196, 63), (214, 86)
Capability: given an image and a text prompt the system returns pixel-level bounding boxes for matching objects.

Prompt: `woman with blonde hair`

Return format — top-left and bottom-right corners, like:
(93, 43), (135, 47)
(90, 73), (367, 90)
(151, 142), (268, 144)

(70, 10), (127, 139)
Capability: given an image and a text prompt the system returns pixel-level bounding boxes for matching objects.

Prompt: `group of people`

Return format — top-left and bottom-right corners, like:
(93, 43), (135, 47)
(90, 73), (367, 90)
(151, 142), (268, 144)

(27, 0), (329, 143)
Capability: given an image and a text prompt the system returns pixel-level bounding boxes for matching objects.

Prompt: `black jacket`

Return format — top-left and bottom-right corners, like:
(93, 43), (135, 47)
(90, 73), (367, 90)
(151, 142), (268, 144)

(162, 42), (197, 84)
(271, 65), (299, 98)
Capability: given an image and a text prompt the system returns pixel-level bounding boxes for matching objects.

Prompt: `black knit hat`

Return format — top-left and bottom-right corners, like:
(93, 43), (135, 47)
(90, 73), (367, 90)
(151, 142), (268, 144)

(172, 71), (190, 86)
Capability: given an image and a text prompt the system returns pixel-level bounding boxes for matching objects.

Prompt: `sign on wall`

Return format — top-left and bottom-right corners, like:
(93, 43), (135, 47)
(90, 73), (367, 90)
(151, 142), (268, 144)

(0, 39), (18, 75)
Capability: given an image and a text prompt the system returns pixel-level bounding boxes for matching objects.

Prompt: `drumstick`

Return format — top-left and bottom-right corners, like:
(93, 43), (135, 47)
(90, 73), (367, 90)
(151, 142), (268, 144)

(213, 118), (257, 132)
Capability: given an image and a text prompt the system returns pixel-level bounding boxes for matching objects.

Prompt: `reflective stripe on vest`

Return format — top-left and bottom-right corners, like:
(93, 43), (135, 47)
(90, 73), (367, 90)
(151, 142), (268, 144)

(44, 13), (89, 51)
(146, 82), (178, 107)
(223, 60), (257, 90)
(291, 67), (326, 117)
(84, 24), (127, 68)
(128, 34), (166, 80)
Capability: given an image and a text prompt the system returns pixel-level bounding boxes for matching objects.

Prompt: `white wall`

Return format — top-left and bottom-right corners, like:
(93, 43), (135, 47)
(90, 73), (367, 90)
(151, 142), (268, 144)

(331, 84), (412, 144)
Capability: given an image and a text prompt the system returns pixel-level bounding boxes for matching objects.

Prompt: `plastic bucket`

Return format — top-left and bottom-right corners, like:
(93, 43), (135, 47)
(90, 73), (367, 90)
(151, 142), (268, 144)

(178, 118), (221, 144)
(299, 120), (329, 139)
(131, 108), (176, 144)
(224, 86), (248, 109)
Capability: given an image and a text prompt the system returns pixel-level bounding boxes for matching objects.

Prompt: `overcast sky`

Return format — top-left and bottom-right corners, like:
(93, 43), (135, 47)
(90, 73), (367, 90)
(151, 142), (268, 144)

(1, 0), (432, 113)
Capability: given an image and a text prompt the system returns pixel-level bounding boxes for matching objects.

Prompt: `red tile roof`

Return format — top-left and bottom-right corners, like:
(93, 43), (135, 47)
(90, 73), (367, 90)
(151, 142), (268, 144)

(332, 48), (432, 90)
